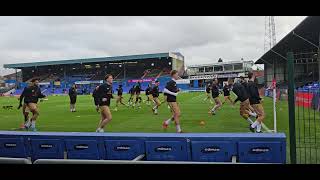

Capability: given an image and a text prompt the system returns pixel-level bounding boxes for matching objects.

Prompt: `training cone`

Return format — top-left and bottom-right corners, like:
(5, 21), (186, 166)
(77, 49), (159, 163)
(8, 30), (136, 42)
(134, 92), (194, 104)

(200, 120), (206, 126)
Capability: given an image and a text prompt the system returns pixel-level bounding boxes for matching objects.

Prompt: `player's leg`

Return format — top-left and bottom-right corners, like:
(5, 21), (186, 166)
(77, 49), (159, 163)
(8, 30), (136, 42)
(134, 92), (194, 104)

(149, 95), (155, 113)
(73, 96), (77, 112)
(136, 94), (141, 108)
(240, 100), (254, 126)
(210, 97), (222, 115)
(153, 97), (161, 115)
(222, 96), (227, 104)
(28, 103), (39, 131)
(203, 93), (208, 101)
(248, 104), (257, 118)
(115, 96), (120, 111)
(21, 104), (29, 129)
(120, 96), (125, 105)
(163, 102), (175, 129)
(171, 102), (182, 133)
(69, 96), (73, 112)
(96, 106), (112, 132)
(22, 104), (29, 123)
(250, 104), (265, 133)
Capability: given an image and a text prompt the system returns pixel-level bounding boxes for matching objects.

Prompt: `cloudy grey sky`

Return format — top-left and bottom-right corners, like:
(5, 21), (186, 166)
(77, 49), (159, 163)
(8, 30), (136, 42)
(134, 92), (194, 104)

(0, 16), (306, 75)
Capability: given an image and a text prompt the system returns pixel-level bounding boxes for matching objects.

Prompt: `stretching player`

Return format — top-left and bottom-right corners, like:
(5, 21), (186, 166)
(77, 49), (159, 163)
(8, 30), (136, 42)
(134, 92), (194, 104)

(228, 78), (257, 130)
(222, 83), (233, 106)
(18, 78), (46, 131)
(145, 83), (152, 106)
(96, 74), (114, 133)
(162, 70), (183, 133)
(127, 85), (135, 107)
(114, 84), (125, 111)
(209, 78), (222, 115)
(151, 80), (161, 115)
(68, 84), (77, 112)
(247, 72), (265, 133)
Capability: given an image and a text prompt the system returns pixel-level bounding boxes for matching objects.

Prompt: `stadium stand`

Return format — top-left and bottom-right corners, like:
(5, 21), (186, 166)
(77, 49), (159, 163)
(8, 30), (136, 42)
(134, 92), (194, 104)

(3, 52), (187, 96)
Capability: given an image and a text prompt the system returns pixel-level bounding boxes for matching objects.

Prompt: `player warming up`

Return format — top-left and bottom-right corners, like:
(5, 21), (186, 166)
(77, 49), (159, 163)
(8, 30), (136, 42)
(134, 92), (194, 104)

(114, 84), (125, 111)
(134, 82), (142, 109)
(151, 80), (161, 115)
(209, 78), (222, 115)
(247, 72), (265, 133)
(127, 85), (135, 107)
(203, 83), (213, 104)
(222, 83), (233, 106)
(68, 84), (77, 112)
(96, 74), (114, 133)
(228, 78), (256, 130)
(162, 70), (183, 133)
(18, 78), (46, 131)
(145, 83), (152, 106)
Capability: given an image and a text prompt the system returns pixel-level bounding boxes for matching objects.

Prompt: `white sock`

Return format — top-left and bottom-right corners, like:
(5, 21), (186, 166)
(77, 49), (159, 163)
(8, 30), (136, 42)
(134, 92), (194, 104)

(31, 121), (36, 129)
(211, 107), (216, 112)
(251, 121), (259, 128)
(154, 109), (158, 114)
(256, 123), (262, 132)
(96, 128), (104, 132)
(153, 106), (157, 110)
(249, 111), (257, 117)
(176, 124), (182, 133)
(25, 120), (31, 127)
(247, 118), (254, 124)
(165, 118), (172, 125)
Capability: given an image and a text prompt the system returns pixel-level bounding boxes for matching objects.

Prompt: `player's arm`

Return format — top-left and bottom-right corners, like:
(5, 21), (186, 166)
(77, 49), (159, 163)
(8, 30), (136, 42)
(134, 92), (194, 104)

(163, 88), (178, 96)
(231, 87), (240, 104)
(18, 88), (26, 109)
(38, 88), (46, 99)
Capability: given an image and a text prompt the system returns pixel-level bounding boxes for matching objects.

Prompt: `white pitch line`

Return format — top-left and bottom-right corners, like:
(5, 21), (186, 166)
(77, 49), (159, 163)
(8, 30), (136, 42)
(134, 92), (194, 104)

(262, 123), (274, 133)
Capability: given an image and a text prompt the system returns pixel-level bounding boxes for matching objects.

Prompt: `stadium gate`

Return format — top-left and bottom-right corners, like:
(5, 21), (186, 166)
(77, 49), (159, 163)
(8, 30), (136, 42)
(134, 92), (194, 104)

(287, 49), (320, 164)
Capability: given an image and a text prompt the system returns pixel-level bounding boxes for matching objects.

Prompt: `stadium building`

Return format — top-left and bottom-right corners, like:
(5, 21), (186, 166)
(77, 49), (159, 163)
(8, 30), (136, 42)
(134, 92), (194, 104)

(256, 16), (320, 88)
(186, 60), (254, 88)
(3, 52), (185, 95)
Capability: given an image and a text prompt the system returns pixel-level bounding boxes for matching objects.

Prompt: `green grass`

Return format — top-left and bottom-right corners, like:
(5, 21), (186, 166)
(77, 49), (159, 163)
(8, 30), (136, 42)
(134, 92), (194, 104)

(0, 92), (289, 133)
(0, 92), (295, 162)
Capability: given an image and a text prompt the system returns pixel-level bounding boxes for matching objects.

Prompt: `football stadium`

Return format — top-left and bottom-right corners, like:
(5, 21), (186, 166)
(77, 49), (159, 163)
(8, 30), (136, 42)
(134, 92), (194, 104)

(0, 16), (319, 164)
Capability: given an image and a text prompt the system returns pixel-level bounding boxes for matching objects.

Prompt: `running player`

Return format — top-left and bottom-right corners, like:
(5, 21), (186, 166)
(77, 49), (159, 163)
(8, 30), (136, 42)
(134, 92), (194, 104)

(127, 85), (135, 107)
(222, 82), (233, 106)
(162, 70), (183, 133)
(134, 82), (142, 108)
(151, 80), (161, 115)
(114, 84), (125, 111)
(247, 72), (265, 133)
(92, 87), (100, 112)
(228, 78), (256, 130)
(240, 76), (257, 117)
(203, 83), (213, 104)
(96, 74), (114, 133)
(145, 83), (152, 106)
(18, 78), (46, 131)
(209, 78), (222, 115)
(68, 84), (77, 112)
